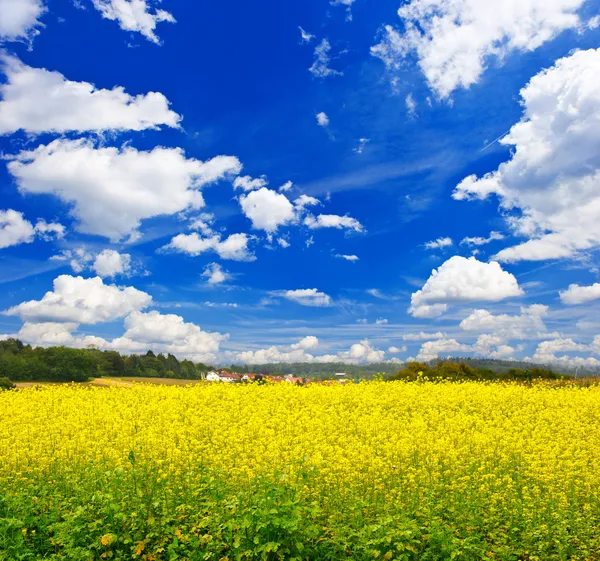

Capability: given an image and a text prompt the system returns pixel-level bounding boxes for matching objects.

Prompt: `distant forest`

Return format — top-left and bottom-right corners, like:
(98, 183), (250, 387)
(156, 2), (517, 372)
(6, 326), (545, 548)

(0, 338), (597, 384)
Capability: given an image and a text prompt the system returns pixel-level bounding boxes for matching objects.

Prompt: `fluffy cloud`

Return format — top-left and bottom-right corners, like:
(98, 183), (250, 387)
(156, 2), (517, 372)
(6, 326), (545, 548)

(4, 275), (152, 324)
(233, 175), (268, 192)
(278, 181), (293, 193)
(405, 93), (417, 116)
(92, 250), (132, 278)
(17, 321), (79, 346)
(6, 139), (241, 241)
(559, 283), (600, 305)
(239, 188), (296, 233)
(165, 232), (254, 261)
(372, 0), (586, 98)
(409, 256), (522, 318)
(309, 39), (343, 78)
(460, 231), (504, 246)
(454, 49), (600, 262)
(0, 209), (34, 249)
(459, 304), (553, 340)
(316, 112), (329, 127)
(91, 0), (175, 44)
(237, 337), (384, 365)
(527, 337), (600, 368)
(275, 288), (332, 307)
(424, 237), (452, 249)
(335, 254), (359, 262)
(291, 335), (319, 350)
(294, 194), (320, 209)
(304, 214), (364, 232)
(388, 346), (407, 354)
(0, 56), (181, 135)
(299, 26), (314, 43)
(0, 209), (64, 249)
(0, 0), (45, 42)
(202, 263), (230, 285)
(414, 339), (471, 362)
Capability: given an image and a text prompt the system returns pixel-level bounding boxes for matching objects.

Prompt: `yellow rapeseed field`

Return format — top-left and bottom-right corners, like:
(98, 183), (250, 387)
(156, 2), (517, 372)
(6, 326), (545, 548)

(1, 381), (600, 560)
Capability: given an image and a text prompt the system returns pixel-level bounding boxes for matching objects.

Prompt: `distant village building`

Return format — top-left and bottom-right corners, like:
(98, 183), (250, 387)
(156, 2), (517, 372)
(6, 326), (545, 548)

(206, 371), (220, 382)
(335, 372), (347, 378)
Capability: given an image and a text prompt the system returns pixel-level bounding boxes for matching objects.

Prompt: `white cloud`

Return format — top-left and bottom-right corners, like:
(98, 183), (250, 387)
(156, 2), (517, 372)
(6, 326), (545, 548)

(559, 283), (600, 305)
(375, 318), (389, 325)
(121, 310), (226, 362)
(165, 232), (254, 262)
(233, 175), (268, 192)
(50, 248), (95, 274)
(405, 93), (417, 116)
(316, 111), (330, 127)
(237, 337), (385, 366)
(424, 236), (453, 249)
(299, 26), (314, 43)
(239, 187), (296, 233)
(460, 231), (504, 246)
(188, 213), (215, 236)
(17, 321), (79, 346)
(402, 331), (448, 341)
(388, 346), (407, 354)
(4, 275), (152, 324)
(291, 335), (319, 350)
(202, 262), (230, 285)
(0, 55), (181, 135)
(277, 238), (290, 248)
(278, 181), (293, 192)
(409, 256), (522, 318)
(309, 39), (343, 78)
(353, 138), (370, 154)
(459, 304), (553, 340)
(92, 249), (132, 278)
(527, 337), (600, 368)
(294, 194), (320, 209)
(372, 0), (586, 98)
(0, 0), (45, 42)
(304, 213), (364, 232)
(6, 138), (241, 241)
(0, 209), (34, 249)
(34, 219), (65, 240)
(454, 48), (600, 262)
(0, 209), (65, 249)
(414, 339), (470, 362)
(335, 254), (359, 262)
(275, 288), (332, 307)
(91, 0), (175, 44)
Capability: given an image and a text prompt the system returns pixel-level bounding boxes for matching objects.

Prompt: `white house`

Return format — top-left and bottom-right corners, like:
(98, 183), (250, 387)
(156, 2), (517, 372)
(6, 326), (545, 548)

(206, 371), (221, 382)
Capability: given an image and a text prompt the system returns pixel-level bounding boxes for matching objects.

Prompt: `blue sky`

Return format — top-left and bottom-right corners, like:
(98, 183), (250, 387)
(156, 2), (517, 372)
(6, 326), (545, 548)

(1, 0), (600, 367)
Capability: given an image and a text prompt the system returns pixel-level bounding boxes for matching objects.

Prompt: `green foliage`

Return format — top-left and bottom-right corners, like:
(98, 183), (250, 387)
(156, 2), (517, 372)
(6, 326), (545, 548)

(389, 361), (569, 382)
(0, 377), (15, 391)
(0, 339), (213, 383)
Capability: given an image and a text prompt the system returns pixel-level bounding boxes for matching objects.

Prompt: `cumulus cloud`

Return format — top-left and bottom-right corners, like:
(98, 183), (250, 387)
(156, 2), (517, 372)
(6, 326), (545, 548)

(459, 304), (553, 340)
(527, 337), (600, 368)
(335, 254), (359, 262)
(239, 187), (296, 233)
(0, 209), (65, 249)
(414, 339), (471, 362)
(92, 250), (132, 278)
(278, 181), (293, 193)
(371, 0), (586, 98)
(316, 112), (329, 127)
(294, 194), (320, 209)
(17, 321), (79, 346)
(304, 213), (364, 232)
(388, 346), (407, 354)
(274, 288), (333, 307)
(460, 231), (504, 246)
(165, 232), (254, 262)
(559, 283), (600, 305)
(424, 237), (452, 250)
(4, 275), (152, 324)
(233, 175), (268, 192)
(309, 39), (343, 78)
(454, 49), (600, 262)
(409, 256), (522, 318)
(0, 55), (181, 135)
(412, 335), (517, 362)
(6, 139), (241, 241)
(91, 0), (175, 44)
(291, 335), (319, 350)
(0, 0), (45, 42)
(237, 337), (384, 365)
(202, 262), (230, 285)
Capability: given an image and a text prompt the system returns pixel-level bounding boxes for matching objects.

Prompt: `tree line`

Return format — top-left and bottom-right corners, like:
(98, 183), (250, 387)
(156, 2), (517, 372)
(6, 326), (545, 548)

(0, 339), (211, 383)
